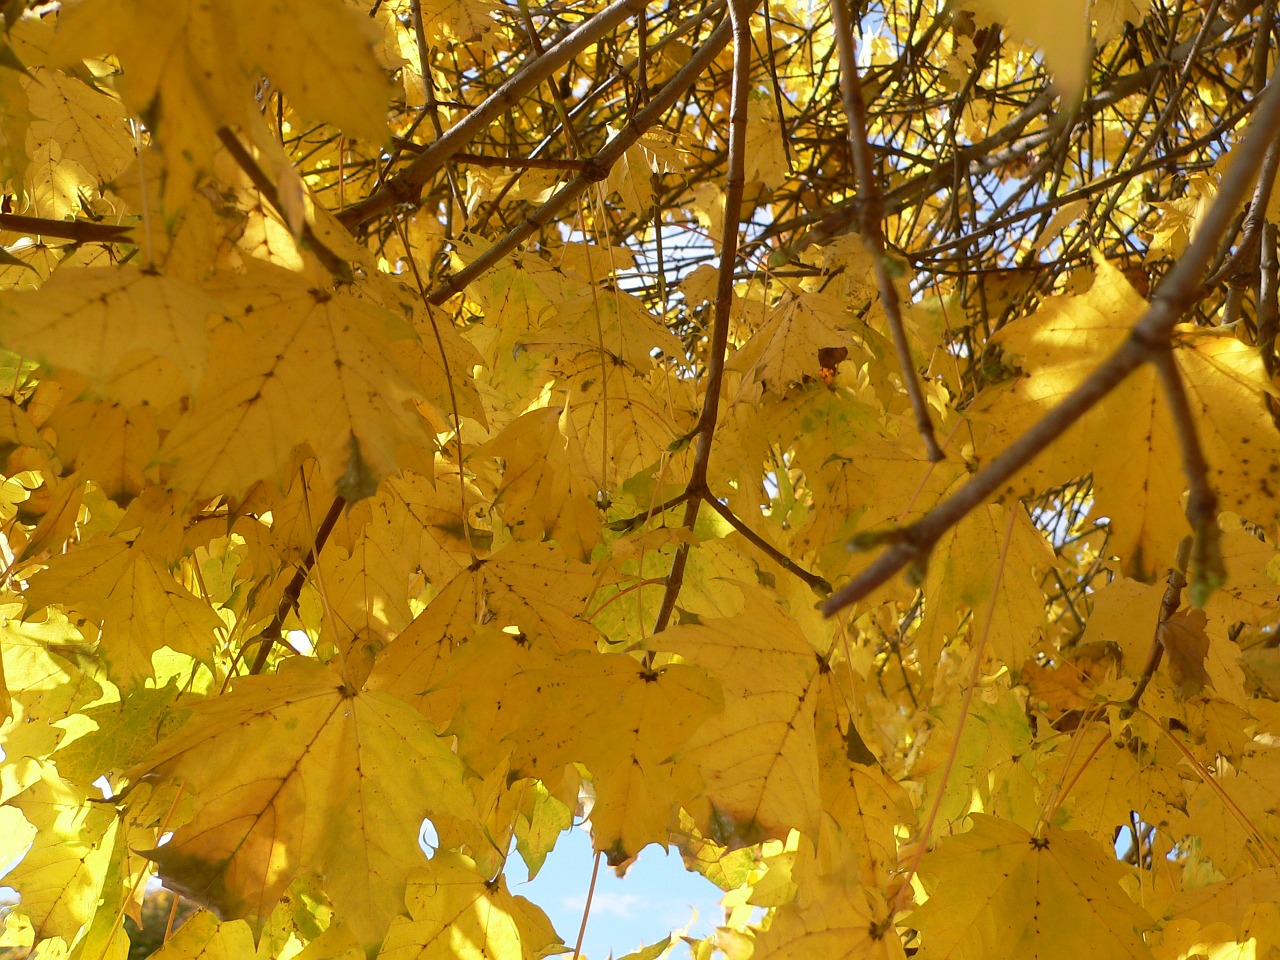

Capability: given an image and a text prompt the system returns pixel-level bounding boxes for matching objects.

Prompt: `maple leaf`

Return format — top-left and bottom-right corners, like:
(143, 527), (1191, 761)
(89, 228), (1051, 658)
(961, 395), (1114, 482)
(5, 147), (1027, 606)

(911, 815), (1155, 960)
(729, 290), (867, 393)
(160, 263), (434, 500)
(130, 657), (475, 948)
(916, 502), (1053, 667)
(480, 405), (603, 559)
(659, 589), (824, 846)
(376, 850), (562, 960)
(977, 258), (1280, 578)
(1, 765), (118, 942)
(24, 536), (223, 682)
(0, 266), (218, 403)
(54, 0), (391, 204)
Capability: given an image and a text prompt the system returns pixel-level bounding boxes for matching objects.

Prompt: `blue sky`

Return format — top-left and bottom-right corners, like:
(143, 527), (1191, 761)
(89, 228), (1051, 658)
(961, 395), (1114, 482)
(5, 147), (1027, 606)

(504, 827), (726, 960)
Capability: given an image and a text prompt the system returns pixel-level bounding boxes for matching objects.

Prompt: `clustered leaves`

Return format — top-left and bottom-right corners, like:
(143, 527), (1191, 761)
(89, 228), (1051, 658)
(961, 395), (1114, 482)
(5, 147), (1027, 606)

(1, 0), (1280, 958)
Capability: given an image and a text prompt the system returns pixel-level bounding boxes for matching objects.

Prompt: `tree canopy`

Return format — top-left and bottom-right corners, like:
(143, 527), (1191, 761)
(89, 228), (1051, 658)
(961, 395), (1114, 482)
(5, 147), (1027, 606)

(1, 0), (1280, 957)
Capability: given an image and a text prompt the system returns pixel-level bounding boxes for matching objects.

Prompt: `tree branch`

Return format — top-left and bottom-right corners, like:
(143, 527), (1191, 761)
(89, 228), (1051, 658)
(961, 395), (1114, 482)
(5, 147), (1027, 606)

(336, 0), (649, 232)
(216, 127), (350, 278)
(0, 213), (133, 244)
(424, 16), (732, 307)
(830, 0), (943, 461)
(823, 74), (1280, 617)
(704, 496), (832, 595)
(1152, 348), (1223, 605)
(651, 0), (753, 636)
(248, 495), (346, 675)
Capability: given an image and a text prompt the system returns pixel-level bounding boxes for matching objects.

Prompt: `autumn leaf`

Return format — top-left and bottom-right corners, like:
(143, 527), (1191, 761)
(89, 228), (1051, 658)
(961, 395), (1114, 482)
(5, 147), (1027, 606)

(160, 263), (435, 500)
(377, 850), (562, 960)
(479, 404), (603, 559)
(977, 257), (1280, 578)
(131, 657), (475, 948)
(0, 266), (218, 402)
(24, 536), (223, 682)
(911, 816), (1155, 960)
(660, 589), (824, 846)
(3, 0), (1279, 957)
(54, 0), (390, 203)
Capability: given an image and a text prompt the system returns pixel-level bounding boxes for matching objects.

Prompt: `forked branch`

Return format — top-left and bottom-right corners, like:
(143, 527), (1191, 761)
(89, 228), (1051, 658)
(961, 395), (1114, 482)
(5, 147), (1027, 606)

(337, 0), (649, 231)
(651, 0), (755, 635)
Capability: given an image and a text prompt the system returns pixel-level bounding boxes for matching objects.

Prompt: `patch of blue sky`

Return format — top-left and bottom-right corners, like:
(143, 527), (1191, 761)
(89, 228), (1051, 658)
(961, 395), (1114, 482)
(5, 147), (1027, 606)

(505, 826), (725, 960)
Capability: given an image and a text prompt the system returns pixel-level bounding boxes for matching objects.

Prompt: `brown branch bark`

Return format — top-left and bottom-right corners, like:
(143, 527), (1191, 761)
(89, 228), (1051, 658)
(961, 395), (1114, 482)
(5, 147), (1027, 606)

(336, 0), (649, 232)
(0, 213), (133, 244)
(424, 16), (732, 307)
(216, 128), (349, 278)
(651, 0), (754, 636)
(248, 495), (346, 675)
(830, 0), (943, 461)
(1152, 348), (1223, 604)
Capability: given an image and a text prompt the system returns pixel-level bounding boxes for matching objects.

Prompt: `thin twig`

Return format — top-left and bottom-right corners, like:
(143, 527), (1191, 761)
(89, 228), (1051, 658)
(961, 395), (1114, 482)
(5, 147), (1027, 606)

(830, 0), (942, 461)
(1151, 350), (1223, 603)
(247, 494), (346, 675)
(424, 16), (731, 308)
(704, 496), (832, 594)
(823, 74), (1280, 616)
(1124, 536), (1191, 714)
(216, 127), (349, 278)
(1259, 222), (1278, 379)
(0, 213), (132, 244)
(650, 0), (753, 636)
(337, 0), (648, 231)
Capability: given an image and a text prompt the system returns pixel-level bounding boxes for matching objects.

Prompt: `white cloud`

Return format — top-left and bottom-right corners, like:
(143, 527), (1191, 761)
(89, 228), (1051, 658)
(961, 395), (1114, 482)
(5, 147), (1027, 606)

(561, 892), (642, 918)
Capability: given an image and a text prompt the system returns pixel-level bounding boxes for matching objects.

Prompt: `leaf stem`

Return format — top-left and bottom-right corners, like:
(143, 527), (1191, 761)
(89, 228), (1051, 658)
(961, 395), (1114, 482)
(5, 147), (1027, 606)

(571, 850), (602, 960)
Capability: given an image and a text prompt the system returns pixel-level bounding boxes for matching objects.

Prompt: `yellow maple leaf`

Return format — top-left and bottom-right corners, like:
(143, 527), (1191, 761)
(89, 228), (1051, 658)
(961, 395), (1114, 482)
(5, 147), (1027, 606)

(135, 913), (257, 960)
(377, 850), (561, 960)
(729, 291), (867, 393)
(161, 264), (433, 500)
(751, 874), (905, 960)
(54, 0), (391, 204)
(659, 589), (824, 846)
(911, 815), (1155, 960)
(505, 649), (721, 864)
(479, 405), (602, 560)
(977, 258), (1280, 578)
(554, 355), (692, 487)
(960, 0), (1090, 100)
(131, 657), (475, 948)
(367, 540), (603, 720)
(24, 537), (223, 682)
(0, 266), (218, 403)
(1, 765), (117, 942)
(916, 502), (1053, 668)
(23, 67), (133, 219)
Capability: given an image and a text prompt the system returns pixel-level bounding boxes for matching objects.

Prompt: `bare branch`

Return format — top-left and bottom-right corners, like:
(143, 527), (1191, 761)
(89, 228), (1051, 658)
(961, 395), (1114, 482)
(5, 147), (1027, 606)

(424, 16), (732, 307)
(651, 0), (754, 636)
(0, 213), (132, 244)
(336, 0), (649, 231)
(830, 0), (943, 461)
